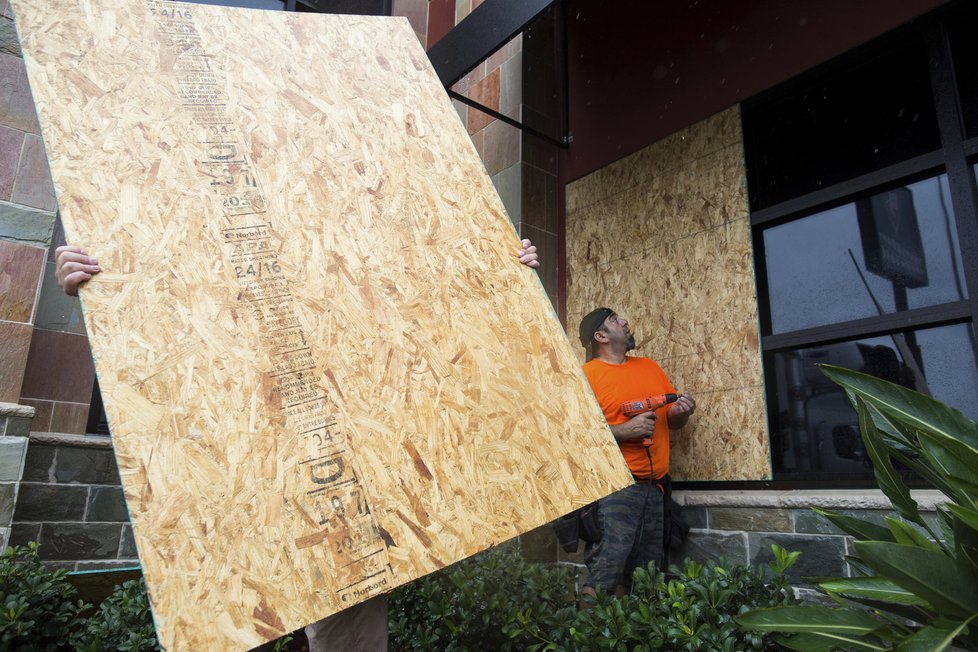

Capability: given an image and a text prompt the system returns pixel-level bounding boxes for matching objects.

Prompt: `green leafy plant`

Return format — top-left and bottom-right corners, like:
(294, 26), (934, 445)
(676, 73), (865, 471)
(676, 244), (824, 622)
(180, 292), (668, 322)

(0, 542), (88, 652)
(389, 543), (575, 651)
(390, 543), (798, 651)
(509, 548), (798, 652)
(71, 578), (160, 652)
(737, 364), (978, 651)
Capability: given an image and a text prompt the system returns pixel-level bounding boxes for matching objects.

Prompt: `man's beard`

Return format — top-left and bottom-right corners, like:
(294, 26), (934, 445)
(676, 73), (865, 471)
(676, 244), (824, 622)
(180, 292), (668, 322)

(626, 334), (636, 351)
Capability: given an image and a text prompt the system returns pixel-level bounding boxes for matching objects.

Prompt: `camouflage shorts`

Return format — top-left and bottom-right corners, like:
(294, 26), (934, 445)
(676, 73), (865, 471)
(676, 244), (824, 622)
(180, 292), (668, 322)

(584, 483), (665, 592)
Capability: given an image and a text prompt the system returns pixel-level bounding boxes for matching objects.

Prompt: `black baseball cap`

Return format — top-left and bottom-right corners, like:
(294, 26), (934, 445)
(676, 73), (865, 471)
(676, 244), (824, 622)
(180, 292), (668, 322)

(578, 307), (614, 348)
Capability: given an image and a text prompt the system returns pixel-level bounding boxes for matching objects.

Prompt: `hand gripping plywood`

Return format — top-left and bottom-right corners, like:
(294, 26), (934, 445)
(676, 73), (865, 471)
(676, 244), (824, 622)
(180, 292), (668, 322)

(11, 0), (633, 649)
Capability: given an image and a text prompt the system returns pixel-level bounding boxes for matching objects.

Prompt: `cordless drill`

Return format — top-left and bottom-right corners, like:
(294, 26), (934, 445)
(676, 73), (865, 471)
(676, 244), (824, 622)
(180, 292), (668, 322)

(621, 393), (680, 447)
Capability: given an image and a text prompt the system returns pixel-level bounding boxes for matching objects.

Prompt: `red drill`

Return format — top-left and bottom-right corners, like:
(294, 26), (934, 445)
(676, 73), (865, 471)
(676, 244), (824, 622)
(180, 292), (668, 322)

(621, 393), (680, 447)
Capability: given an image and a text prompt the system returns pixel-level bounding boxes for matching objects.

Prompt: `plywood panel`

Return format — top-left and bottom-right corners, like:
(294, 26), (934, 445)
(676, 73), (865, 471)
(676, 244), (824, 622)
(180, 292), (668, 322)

(11, 1), (634, 649)
(565, 106), (770, 482)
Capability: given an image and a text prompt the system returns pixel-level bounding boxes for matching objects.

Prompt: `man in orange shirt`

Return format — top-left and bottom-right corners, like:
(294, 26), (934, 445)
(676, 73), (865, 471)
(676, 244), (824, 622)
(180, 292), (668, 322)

(578, 307), (696, 602)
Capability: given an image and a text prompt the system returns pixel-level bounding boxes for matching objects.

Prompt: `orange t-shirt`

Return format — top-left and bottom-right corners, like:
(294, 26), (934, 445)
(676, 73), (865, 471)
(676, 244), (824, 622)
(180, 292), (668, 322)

(582, 356), (676, 481)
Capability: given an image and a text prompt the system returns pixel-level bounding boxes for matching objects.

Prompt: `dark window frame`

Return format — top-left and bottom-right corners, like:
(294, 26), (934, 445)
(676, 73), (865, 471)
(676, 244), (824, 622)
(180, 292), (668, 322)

(680, 4), (978, 491)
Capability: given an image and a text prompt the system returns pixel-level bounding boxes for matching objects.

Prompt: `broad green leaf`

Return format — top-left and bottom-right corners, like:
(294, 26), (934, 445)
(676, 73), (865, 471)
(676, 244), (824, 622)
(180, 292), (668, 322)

(853, 541), (978, 618)
(736, 605), (883, 634)
(858, 398), (919, 521)
(819, 365), (978, 450)
(953, 506), (978, 568)
(777, 631), (885, 651)
(893, 614), (977, 652)
(916, 432), (978, 502)
(885, 517), (940, 552)
(814, 508), (895, 543)
(819, 577), (928, 605)
(886, 447), (959, 500)
(842, 597), (934, 627)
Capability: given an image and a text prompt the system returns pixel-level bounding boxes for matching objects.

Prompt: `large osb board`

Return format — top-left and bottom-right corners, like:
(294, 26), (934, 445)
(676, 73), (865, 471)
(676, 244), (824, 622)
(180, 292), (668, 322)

(566, 107), (771, 481)
(12, 1), (634, 649)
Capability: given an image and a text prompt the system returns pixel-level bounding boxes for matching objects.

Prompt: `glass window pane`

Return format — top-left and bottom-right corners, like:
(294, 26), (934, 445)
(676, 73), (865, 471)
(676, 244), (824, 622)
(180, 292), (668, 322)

(743, 37), (940, 210)
(769, 323), (978, 478)
(763, 174), (968, 334)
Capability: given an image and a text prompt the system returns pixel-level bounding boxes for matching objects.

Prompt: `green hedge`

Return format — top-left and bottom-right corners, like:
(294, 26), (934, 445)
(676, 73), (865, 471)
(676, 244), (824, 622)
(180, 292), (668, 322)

(390, 543), (799, 651)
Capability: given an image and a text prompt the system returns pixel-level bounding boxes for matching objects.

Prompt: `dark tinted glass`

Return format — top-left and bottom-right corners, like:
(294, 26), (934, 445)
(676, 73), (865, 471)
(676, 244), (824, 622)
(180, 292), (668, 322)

(948, 2), (978, 139)
(763, 173), (967, 334)
(744, 38), (941, 211)
(769, 323), (978, 478)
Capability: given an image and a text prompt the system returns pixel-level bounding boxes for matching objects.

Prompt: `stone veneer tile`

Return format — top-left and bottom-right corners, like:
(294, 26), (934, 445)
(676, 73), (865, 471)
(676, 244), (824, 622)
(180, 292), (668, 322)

(0, 123), (24, 201)
(0, 15), (17, 57)
(487, 34), (521, 74)
(392, 0), (427, 46)
(455, 0), (471, 25)
(494, 163), (521, 226)
(50, 401), (89, 434)
(8, 521), (39, 547)
(0, 239), (44, 322)
(20, 442), (54, 482)
(36, 522), (122, 560)
(19, 329), (95, 403)
(469, 128), (484, 163)
(709, 507), (792, 532)
(10, 133), (56, 212)
(451, 99), (467, 130)
(481, 117), (519, 177)
(13, 482), (87, 521)
(119, 524), (137, 557)
(466, 67), (500, 135)
(53, 446), (120, 485)
(521, 164), (547, 232)
(425, 0), (454, 49)
(0, 320), (31, 403)
(87, 485), (129, 522)
(523, 131), (557, 176)
(0, 2), (10, 20)
(20, 398), (52, 432)
(33, 261), (86, 334)
(498, 50), (522, 119)
(681, 506), (708, 529)
(677, 529), (748, 566)
(0, 52), (38, 135)
(0, 437), (25, 481)
(4, 415), (28, 436)
(0, 200), (56, 244)
(0, 482), (13, 523)
(749, 532), (847, 583)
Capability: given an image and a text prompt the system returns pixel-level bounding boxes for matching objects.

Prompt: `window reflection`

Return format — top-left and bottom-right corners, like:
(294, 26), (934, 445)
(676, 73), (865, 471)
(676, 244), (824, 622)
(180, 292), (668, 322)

(763, 174), (967, 334)
(770, 324), (978, 476)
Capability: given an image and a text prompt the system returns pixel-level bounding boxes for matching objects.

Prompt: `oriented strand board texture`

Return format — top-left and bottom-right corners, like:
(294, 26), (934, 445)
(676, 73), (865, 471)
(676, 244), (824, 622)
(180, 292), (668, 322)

(566, 107), (771, 482)
(13, 1), (634, 649)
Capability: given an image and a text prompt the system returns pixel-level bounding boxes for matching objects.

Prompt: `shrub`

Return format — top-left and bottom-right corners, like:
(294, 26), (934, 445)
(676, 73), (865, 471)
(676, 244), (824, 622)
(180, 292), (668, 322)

(0, 542), (87, 652)
(71, 578), (161, 652)
(389, 542), (799, 651)
(389, 543), (575, 650)
(737, 364), (978, 650)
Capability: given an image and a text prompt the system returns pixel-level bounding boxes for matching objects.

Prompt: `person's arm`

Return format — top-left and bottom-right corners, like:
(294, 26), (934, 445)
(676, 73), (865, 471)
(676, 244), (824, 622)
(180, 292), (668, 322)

(610, 412), (656, 442)
(55, 238), (537, 295)
(55, 246), (101, 296)
(517, 239), (540, 268)
(667, 392), (696, 430)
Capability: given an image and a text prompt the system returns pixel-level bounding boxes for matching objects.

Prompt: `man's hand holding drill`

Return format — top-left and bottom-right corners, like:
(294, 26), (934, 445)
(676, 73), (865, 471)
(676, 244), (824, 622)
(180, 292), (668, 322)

(666, 392), (696, 429)
(611, 412), (657, 442)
